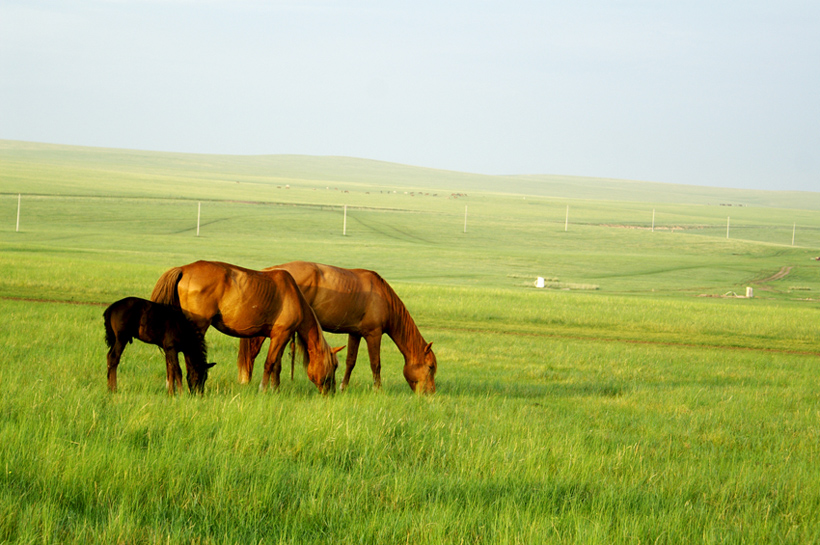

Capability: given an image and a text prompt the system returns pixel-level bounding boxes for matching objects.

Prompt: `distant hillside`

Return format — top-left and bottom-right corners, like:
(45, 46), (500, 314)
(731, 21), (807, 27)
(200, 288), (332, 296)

(1, 139), (818, 209)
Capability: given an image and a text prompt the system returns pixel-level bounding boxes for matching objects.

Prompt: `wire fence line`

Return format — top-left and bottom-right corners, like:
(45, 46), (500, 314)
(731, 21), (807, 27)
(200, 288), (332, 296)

(4, 192), (820, 248)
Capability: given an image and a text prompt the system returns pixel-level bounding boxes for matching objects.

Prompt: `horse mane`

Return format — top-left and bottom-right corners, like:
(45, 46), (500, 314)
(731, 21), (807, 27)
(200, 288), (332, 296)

(370, 271), (418, 340)
(293, 332), (309, 369)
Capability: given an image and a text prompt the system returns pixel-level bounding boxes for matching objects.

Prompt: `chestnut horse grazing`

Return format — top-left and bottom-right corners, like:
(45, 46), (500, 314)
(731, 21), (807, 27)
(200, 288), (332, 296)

(150, 260), (341, 394)
(237, 261), (437, 393)
(104, 296), (215, 394)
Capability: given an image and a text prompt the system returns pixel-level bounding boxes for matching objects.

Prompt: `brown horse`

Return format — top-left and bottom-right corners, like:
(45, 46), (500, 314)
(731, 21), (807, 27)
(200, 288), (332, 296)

(237, 261), (437, 393)
(150, 260), (341, 394)
(104, 296), (215, 394)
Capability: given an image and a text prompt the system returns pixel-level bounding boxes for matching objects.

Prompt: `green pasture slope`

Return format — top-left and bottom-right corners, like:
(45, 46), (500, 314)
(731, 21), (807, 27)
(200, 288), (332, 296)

(1, 139), (820, 544)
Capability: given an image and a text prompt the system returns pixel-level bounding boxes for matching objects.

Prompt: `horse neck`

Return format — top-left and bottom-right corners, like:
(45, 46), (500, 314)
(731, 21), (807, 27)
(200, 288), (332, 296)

(179, 321), (208, 367)
(384, 291), (426, 362)
(185, 342), (207, 367)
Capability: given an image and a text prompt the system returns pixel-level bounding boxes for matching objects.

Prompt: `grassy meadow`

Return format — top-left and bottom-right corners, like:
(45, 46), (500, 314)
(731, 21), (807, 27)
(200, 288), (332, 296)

(1, 140), (820, 544)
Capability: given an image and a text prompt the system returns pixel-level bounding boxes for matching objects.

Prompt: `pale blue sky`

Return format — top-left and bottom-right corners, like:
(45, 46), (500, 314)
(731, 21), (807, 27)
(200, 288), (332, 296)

(1, 1), (818, 191)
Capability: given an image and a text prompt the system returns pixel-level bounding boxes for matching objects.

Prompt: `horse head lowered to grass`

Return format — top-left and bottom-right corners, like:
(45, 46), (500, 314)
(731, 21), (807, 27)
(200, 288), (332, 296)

(150, 260), (342, 394)
(104, 296), (215, 394)
(237, 261), (437, 394)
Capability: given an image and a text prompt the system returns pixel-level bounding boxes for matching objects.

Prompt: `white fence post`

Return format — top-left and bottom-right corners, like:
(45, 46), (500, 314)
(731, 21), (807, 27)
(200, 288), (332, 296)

(463, 205), (468, 233)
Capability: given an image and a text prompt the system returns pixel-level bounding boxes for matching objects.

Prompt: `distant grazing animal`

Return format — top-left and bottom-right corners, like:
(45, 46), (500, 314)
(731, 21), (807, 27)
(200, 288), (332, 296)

(237, 261), (436, 394)
(150, 260), (342, 394)
(104, 296), (215, 394)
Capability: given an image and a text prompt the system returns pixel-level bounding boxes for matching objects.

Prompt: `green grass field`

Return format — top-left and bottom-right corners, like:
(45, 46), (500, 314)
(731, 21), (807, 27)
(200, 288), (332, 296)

(1, 140), (820, 544)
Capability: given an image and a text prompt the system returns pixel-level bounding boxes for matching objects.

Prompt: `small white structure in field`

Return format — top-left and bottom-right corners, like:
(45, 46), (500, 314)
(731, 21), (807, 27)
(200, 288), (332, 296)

(746, 287), (754, 298)
(535, 277), (545, 288)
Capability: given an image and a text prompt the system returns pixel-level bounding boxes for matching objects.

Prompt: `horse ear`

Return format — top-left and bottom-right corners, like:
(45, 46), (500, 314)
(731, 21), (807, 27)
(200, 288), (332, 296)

(207, 362), (217, 368)
(332, 345), (345, 354)
(425, 342), (433, 353)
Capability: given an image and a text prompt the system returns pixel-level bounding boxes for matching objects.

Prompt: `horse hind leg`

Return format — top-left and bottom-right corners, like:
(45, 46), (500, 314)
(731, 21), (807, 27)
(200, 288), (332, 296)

(237, 336), (265, 384)
(260, 328), (290, 392)
(340, 335), (361, 391)
(106, 342), (126, 392)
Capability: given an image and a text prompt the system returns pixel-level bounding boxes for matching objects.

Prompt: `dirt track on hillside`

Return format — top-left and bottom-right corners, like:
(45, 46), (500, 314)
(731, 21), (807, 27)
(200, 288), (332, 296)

(751, 266), (793, 291)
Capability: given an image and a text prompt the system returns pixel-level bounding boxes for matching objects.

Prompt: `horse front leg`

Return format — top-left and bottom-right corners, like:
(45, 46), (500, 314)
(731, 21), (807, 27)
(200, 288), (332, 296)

(164, 348), (184, 395)
(106, 342), (126, 392)
(260, 329), (290, 392)
(181, 352), (201, 394)
(237, 336), (266, 384)
(340, 335), (361, 391)
(364, 333), (383, 390)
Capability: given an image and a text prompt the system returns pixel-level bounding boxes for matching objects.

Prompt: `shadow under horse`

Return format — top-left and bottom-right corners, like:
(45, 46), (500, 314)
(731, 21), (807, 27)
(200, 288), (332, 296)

(237, 261), (437, 394)
(104, 296), (215, 394)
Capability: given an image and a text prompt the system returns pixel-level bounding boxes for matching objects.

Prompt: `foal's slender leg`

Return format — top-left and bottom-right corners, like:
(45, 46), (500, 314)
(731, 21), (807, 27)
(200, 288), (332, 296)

(260, 329), (290, 392)
(364, 334), (383, 389)
(237, 337), (265, 384)
(340, 335), (361, 391)
(106, 341), (126, 392)
(181, 352), (195, 393)
(164, 348), (184, 395)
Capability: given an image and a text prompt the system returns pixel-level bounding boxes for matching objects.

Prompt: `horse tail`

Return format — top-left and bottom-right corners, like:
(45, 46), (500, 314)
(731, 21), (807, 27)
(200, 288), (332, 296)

(150, 267), (183, 307)
(103, 304), (117, 348)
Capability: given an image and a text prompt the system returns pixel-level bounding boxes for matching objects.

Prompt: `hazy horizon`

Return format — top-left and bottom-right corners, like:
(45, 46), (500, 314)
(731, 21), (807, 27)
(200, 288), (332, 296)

(1, 1), (818, 192)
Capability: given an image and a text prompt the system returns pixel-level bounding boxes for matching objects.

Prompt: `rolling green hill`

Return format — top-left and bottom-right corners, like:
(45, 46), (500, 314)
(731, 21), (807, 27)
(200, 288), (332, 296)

(2, 139), (817, 209)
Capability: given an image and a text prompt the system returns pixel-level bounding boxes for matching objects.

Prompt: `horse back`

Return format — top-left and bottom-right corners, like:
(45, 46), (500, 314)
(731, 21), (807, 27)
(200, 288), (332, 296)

(272, 261), (395, 334)
(183, 261), (301, 337)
